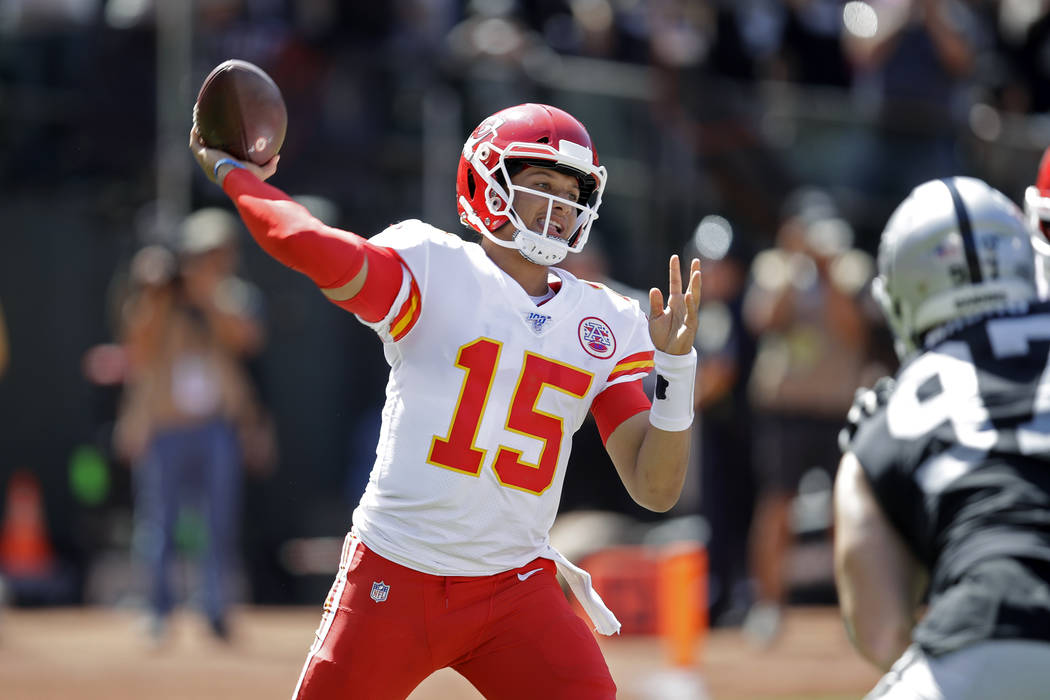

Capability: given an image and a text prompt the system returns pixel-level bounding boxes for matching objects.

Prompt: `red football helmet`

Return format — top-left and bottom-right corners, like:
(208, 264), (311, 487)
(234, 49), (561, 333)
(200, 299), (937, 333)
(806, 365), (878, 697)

(1024, 145), (1050, 297)
(1025, 145), (1050, 243)
(456, 103), (607, 265)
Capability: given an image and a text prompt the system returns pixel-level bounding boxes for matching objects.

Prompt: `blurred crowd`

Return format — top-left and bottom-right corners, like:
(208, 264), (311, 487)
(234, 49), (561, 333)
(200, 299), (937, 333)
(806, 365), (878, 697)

(5, 1), (1050, 199)
(2, 0), (1050, 648)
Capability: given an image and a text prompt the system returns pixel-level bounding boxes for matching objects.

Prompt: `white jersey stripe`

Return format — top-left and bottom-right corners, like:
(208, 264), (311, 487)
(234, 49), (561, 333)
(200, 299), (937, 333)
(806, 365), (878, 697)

(290, 534), (359, 700)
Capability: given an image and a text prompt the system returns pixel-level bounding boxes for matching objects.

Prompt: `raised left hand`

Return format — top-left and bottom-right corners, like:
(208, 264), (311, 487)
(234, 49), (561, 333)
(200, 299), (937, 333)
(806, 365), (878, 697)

(648, 255), (701, 355)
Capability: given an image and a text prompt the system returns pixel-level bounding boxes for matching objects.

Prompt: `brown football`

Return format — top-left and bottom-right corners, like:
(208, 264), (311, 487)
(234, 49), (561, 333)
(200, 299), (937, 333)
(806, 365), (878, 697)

(194, 59), (287, 165)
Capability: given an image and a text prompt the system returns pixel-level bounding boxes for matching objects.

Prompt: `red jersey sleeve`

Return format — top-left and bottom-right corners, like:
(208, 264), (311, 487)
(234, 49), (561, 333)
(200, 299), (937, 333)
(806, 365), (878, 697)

(222, 168), (403, 322)
(590, 379), (651, 444)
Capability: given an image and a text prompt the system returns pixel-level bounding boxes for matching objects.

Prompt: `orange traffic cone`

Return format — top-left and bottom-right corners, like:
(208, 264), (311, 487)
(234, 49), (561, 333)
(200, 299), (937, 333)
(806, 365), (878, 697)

(657, 542), (708, 667)
(0, 470), (55, 577)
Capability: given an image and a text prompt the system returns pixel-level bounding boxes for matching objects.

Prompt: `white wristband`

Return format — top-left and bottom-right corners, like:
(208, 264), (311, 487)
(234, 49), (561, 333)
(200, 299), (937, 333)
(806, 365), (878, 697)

(648, 348), (697, 432)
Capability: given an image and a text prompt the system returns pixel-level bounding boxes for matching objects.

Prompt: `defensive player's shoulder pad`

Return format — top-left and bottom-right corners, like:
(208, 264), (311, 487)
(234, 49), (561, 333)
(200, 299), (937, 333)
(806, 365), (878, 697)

(838, 375), (896, 454)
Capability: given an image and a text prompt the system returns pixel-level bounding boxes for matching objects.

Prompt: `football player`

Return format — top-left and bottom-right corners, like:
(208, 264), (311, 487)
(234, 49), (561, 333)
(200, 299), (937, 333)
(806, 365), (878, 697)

(835, 176), (1050, 699)
(1024, 144), (1050, 299)
(189, 103), (700, 699)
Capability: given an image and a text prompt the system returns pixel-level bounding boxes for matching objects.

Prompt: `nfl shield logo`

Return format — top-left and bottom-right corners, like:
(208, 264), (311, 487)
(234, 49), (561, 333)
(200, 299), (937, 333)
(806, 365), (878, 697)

(370, 580), (390, 603)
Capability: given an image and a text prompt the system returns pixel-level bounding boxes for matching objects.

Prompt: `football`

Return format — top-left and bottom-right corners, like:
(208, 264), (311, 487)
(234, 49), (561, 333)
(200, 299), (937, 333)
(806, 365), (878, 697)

(194, 59), (287, 165)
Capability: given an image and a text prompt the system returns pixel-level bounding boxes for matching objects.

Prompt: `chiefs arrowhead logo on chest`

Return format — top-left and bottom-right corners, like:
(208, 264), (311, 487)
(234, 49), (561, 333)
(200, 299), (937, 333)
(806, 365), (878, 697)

(578, 317), (616, 359)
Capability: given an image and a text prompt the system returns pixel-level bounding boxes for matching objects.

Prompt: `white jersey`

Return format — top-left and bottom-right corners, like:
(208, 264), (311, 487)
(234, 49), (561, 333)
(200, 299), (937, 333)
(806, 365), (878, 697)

(350, 220), (654, 576)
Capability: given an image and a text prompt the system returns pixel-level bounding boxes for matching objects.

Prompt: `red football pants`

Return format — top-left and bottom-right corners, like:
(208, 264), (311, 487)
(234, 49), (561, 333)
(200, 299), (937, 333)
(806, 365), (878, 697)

(292, 535), (616, 700)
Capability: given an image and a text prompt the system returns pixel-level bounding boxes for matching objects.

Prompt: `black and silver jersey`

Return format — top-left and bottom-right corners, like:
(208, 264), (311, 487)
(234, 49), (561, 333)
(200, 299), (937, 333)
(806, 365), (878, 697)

(849, 301), (1050, 651)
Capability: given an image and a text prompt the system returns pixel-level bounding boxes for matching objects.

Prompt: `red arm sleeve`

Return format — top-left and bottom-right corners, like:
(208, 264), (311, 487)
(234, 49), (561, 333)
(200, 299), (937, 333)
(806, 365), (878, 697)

(590, 380), (651, 444)
(222, 168), (402, 322)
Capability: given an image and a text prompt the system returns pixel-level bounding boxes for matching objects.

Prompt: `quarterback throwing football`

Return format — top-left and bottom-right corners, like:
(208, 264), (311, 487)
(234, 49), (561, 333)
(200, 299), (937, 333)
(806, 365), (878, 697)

(190, 103), (700, 699)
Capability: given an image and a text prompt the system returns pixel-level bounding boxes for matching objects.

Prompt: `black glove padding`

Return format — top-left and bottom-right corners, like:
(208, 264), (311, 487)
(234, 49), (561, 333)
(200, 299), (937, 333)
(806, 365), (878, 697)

(838, 375), (896, 454)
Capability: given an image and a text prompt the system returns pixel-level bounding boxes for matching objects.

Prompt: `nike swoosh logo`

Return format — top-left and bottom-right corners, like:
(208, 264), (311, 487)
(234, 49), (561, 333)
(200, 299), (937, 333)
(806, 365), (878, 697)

(517, 568), (544, 582)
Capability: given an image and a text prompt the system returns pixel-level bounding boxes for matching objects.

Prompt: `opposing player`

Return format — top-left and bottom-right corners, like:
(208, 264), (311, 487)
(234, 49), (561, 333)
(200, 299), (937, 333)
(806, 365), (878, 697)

(189, 103), (700, 699)
(835, 176), (1050, 699)
(1024, 144), (1050, 298)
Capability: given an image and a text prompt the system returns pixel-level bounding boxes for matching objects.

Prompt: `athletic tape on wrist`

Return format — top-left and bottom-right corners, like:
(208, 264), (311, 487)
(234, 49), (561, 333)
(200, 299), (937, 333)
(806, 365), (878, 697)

(648, 348), (697, 432)
(214, 157), (247, 179)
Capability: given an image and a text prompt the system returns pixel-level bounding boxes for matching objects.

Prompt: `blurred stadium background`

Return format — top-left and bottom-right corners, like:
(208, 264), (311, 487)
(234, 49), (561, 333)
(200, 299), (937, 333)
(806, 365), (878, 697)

(0, 0), (1048, 697)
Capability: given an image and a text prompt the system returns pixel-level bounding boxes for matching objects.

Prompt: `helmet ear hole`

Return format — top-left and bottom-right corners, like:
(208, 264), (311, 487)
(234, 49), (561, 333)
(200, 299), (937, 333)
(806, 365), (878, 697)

(466, 170), (476, 199)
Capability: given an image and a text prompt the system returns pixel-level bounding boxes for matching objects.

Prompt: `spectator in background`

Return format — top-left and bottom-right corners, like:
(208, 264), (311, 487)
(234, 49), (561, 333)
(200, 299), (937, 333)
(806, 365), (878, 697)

(113, 208), (266, 644)
(688, 216), (757, 626)
(843, 0), (989, 197)
(742, 189), (874, 646)
(985, 1), (1050, 115)
(975, 0), (1042, 115)
(178, 208), (275, 476)
(784, 0), (853, 85)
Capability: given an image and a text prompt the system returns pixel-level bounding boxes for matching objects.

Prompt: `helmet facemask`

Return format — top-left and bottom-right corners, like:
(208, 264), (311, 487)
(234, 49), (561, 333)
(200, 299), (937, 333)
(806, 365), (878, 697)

(460, 139), (606, 266)
(496, 156), (602, 265)
(459, 124), (609, 261)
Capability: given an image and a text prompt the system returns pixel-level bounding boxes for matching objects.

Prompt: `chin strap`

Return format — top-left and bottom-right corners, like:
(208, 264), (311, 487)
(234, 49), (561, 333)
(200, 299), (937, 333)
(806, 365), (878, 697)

(515, 229), (568, 265)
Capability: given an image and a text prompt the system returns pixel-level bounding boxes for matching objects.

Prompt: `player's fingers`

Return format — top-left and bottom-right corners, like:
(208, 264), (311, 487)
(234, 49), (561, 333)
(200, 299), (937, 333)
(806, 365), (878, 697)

(688, 260), (702, 312)
(667, 254), (682, 297)
(649, 287), (664, 318)
(257, 155), (280, 180)
(684, 287), (699, 322)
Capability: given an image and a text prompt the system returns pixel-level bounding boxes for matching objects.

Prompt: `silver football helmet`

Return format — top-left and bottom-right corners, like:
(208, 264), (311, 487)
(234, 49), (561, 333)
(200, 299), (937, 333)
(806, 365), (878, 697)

(873, 176), (1038, 359)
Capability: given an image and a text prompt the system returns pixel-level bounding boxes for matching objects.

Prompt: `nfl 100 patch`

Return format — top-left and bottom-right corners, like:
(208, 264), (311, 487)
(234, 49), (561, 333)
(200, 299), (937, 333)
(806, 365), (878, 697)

(524, 311), (552, 333)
